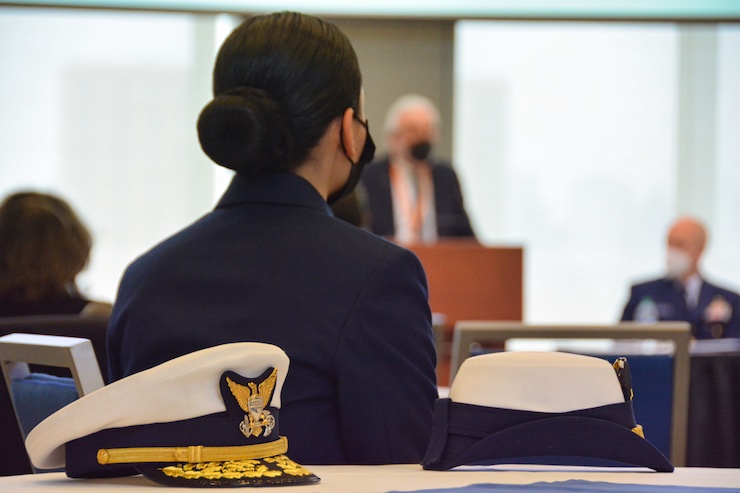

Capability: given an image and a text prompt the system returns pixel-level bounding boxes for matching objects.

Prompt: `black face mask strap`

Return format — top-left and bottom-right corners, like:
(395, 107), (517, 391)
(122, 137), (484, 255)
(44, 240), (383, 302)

(328, 114), (375, 205)
(353, 117), (376, 165)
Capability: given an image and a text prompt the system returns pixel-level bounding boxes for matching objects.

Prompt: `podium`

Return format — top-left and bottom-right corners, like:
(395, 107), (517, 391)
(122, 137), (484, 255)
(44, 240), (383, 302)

(406, 240), (524, 385)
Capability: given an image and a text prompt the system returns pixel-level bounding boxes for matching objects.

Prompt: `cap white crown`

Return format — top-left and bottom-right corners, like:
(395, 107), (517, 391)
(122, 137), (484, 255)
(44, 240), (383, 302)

(449, 351), (624, 413)
(26, 342), (289, 470)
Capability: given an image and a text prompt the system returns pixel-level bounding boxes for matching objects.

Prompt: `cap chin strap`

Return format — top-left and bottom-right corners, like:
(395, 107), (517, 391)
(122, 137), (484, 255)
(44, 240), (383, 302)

(97, 436), (288, 465)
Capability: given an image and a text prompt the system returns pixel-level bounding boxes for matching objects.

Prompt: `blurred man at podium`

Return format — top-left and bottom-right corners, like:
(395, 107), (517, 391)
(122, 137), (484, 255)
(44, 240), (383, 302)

(360, 94), (474, 244)
(621, 217), (740, 339)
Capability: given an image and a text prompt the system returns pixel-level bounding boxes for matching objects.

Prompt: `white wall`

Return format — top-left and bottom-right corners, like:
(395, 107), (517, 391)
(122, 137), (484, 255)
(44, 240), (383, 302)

(454, 21), (740, 323)
(0, 8), (232, 302)
(1, 9), (738, 323)
(710, 26), (740, 296)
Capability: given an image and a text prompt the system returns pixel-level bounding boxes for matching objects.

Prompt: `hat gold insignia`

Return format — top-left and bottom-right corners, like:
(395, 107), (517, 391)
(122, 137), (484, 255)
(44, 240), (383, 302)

(226, 368), (278, 438)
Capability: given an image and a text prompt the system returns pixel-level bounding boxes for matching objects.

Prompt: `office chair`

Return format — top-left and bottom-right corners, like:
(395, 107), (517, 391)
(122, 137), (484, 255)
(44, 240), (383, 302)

(0, 314), (109, 475)
(0, 333), (105, 473)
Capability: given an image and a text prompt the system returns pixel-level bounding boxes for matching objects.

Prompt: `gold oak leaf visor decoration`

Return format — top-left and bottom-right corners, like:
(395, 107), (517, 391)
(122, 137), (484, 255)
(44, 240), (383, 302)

(131, 366), (318, 487)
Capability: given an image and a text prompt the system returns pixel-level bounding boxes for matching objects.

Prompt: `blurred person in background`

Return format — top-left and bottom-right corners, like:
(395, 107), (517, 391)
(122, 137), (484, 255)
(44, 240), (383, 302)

(0, 191), (111, 317)
(361, 94), (474, 244)
(621, 216), (739, 339)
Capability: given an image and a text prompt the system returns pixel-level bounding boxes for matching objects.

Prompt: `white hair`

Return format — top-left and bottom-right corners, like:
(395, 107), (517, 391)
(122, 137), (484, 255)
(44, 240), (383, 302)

(383, 94), (442, 135)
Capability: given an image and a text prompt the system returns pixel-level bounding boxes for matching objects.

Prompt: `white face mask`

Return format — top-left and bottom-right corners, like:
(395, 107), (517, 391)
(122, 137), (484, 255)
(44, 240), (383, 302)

(666, 247), (692, 279)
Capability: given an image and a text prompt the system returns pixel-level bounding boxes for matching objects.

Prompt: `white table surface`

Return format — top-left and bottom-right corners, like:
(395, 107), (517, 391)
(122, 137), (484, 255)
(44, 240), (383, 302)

(1, 465), (739, 492)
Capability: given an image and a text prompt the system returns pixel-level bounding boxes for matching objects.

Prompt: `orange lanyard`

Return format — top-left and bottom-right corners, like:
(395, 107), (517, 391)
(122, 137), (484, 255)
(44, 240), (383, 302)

(389, 162), (431, 241)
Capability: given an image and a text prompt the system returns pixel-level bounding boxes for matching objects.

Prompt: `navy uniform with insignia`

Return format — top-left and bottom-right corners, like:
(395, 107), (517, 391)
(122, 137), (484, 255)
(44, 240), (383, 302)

(621, 277), (740, 339)
(621, 217), (740, 340)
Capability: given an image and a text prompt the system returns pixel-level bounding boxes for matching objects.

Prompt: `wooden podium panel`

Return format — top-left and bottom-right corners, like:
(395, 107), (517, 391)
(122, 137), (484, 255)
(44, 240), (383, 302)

(407, 240), (523, 386)
(408, 240), (523, 330)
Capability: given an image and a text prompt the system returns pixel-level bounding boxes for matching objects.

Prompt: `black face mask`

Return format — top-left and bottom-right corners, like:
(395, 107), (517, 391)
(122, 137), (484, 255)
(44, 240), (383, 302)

(328, 116), (376, 205)
(410, 141), (432, 161)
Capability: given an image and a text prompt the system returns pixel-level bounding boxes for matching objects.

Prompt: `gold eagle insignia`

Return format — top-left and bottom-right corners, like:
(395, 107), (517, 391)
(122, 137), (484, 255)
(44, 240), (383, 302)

(226, 368), (278, 438)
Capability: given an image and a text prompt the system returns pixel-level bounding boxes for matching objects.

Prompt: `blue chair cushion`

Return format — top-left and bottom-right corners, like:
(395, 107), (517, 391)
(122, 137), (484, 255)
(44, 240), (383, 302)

(11, 373), (79, 437)
(591, 354), (673, 459)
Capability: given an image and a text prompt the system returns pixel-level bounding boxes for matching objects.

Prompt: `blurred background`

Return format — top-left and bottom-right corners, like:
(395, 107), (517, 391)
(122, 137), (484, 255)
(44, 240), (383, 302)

(1, 1), (738, 323)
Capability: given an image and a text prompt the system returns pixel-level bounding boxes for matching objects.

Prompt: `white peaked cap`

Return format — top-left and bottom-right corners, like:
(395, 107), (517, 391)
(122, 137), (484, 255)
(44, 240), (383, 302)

(26, 342), (289, 470)
(449, 351), (624, 412)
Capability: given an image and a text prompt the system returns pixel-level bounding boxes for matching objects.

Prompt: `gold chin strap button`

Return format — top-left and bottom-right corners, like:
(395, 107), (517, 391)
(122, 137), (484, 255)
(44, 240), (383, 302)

(96, 449), (110, 465)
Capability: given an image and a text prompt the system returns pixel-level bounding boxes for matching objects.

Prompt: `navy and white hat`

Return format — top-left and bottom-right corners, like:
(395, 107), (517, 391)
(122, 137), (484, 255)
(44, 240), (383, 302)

(26, 343), (319, 487)
(422, 351), (673, 472)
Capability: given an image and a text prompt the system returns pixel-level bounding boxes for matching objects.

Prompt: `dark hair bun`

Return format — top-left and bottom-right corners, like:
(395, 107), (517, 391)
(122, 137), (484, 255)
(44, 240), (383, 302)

(197, 87), (293, 175)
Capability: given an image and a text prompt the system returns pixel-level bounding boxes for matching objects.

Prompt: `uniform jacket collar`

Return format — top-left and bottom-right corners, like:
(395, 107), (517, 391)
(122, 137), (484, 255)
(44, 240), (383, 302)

(217, 172), (332, 216)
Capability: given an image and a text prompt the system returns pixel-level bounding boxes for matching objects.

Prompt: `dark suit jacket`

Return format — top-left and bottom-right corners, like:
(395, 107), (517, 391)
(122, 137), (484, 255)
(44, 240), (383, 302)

(360, 157), (474, 238)
(107, 172), (437, 465)
(621, 277), (740, 339)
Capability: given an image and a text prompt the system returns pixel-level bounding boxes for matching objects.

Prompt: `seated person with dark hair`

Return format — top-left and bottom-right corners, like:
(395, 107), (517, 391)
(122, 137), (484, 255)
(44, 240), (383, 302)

(107, 12), (437, 467)
(0, 191), (111, 317)
(621, 216), (739, 339)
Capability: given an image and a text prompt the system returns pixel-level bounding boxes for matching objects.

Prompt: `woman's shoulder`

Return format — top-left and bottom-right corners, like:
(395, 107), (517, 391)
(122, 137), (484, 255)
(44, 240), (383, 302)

(328, 218), (424, 273)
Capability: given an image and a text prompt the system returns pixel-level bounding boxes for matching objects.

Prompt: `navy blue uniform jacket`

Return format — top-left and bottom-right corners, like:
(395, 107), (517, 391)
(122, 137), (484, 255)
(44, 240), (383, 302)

(621, 277), (740, 339)
(360, 157), (474, 238)
(107, 172), (438, 465)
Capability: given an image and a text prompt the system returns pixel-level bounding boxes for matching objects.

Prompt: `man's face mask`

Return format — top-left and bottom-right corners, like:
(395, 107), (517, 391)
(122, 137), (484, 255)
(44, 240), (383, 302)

(328, 115), (375, 205)
(666, 247), (692, 279)
(410, 141), (432, 161)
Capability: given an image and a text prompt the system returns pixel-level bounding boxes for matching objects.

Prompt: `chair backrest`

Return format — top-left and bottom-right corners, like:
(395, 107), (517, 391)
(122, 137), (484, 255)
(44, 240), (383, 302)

(0, 314), (109, 476)
(0, 333), (105, 474)
(449, 321), (691, 467)
(0, 314), (109, 379)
